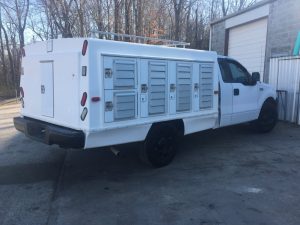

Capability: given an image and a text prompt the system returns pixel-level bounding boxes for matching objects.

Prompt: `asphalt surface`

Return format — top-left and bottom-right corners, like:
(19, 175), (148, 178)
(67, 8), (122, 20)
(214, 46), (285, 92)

(1, 102), (300, 225)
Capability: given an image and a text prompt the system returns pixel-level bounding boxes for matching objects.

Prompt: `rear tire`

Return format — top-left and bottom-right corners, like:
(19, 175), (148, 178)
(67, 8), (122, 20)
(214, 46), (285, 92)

(255, 99), (278, 133)
(140, 124), (178, 168)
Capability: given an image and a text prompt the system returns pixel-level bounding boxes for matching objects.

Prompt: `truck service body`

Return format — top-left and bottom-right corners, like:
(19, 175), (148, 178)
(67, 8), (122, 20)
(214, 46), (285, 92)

(14, 38), (277, 167)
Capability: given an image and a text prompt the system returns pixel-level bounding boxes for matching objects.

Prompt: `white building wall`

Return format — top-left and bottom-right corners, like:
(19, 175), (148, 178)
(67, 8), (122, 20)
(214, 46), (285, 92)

(228, 18), (268, 77)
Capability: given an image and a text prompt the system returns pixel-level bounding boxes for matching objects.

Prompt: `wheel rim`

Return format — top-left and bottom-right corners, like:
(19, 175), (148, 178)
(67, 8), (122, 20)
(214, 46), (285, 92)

(260, 106), (277, 128)
(153, 136), (174, 163)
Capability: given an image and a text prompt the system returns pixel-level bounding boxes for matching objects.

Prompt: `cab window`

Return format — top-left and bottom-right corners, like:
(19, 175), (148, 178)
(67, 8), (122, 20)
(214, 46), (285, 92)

(227, 60), (251, 84)
(218, 58), (232, 83)
(218, 58), (252, 85)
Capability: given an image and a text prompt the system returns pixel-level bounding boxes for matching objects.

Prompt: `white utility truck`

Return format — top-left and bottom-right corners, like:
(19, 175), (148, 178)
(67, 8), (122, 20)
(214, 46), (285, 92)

(14, 36), (278, 167)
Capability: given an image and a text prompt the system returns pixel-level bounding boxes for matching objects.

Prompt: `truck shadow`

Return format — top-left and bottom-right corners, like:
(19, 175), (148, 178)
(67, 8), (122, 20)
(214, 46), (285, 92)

(0, 123), (269, 186)
(0, 132), (66, 185)
(59, 123), (260, 186)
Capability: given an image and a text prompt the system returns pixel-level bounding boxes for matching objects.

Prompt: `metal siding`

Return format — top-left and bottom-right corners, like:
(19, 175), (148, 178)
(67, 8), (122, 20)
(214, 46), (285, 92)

(269, 56), (300, 124)
(148, 61), (167, 115)
(199, 63), (214, 110)
(176, 63), (192, 112)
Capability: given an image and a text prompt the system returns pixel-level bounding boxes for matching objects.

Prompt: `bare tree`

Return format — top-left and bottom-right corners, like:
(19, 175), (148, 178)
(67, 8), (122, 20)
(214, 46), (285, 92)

(222, 0), (230, 16)
(74, 0), (87, 36)
(0, 0), (29, 48)
(0, 0), (29, 93)
(114, 0), (122, 38)
(0, 0), (260, 96)
(124, 0), (132, 37)
(0, 9), (8, 86)
(46, 0), (75, 38)
(172, 0), (187, 40)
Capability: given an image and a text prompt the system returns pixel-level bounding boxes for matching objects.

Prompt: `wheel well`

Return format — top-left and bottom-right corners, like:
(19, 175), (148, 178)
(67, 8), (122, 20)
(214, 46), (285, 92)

(256, 97), (277, 120)
(147, 119), (184, 138)
(259, 97), (277, 115)
(265, 97), (277, 105)
(262, 97), (277, 109)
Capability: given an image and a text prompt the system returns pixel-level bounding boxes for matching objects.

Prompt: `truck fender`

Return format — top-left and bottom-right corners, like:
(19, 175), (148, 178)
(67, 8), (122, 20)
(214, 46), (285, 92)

(257, 87), (277, 118)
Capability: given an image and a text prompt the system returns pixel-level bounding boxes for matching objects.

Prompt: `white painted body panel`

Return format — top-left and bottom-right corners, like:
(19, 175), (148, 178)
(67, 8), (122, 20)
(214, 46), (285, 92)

(231, 83), (259, 124)
(40, 62), (54, 117)
(21, 49), (82, 130)
(20, 38), (276, 149)
(219, 81), (233, 127)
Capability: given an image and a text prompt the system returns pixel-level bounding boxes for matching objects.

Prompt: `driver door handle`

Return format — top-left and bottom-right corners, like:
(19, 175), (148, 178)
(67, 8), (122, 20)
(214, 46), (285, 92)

(234, 88), (239, 96)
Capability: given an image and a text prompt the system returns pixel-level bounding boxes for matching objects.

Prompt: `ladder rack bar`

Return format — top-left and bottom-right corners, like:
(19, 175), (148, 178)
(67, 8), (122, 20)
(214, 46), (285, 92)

(90, 30), (190, 47)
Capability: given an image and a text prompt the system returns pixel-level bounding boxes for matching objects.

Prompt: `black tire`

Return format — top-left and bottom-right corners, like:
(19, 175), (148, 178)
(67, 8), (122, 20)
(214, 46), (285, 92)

(140, 124), (178, 168)
(255, 99), (278, 133)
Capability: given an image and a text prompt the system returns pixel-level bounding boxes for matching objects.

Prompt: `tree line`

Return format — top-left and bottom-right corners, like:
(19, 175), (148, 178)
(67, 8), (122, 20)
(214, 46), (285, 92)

(0, 0), (256, 97)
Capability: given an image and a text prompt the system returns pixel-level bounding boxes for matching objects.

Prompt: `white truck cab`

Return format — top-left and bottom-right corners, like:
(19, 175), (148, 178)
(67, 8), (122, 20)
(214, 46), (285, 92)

(14, 38), (277, 167)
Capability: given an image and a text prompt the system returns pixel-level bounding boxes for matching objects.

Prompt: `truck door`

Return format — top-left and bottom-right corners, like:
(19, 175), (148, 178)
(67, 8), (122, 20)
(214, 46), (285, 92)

(218, 59), (233, 127)
(40, 61), (54, 118)
(218, 58), (259, 126)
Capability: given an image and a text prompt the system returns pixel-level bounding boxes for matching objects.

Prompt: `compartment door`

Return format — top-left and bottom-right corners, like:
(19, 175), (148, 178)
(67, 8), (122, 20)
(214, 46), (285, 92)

(176, 63), (192, 112)
(40, 61), (54, 117)
(103, 56), (137, 90)
(104, 91), (137, 122)
(114, 92), (137, 120)
(140, 59), (168, 117)
(148, 61), (168, 115)
(199, 63), (214, 110)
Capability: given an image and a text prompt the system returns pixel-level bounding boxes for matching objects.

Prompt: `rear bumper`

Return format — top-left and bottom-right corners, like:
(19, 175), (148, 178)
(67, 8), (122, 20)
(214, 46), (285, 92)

(14, 117), (85, 149)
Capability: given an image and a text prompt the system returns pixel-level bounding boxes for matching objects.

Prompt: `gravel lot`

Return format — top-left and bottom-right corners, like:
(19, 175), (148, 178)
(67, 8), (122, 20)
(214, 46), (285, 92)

(1, 102), (300, 225)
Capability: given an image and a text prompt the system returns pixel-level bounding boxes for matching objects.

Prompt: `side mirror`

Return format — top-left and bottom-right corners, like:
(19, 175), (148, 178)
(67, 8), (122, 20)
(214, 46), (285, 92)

(252, 72), (260, 84)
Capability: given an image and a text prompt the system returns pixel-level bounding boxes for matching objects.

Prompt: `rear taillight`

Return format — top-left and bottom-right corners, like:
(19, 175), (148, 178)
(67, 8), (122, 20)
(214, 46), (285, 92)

(20, 87), (24, 98)
(81, 92), (87, 106)
(82, 40), (88, 56)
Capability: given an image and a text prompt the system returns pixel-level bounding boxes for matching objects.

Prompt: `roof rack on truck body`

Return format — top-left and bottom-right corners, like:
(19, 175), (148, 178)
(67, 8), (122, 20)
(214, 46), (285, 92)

(90, 30), (190, 48)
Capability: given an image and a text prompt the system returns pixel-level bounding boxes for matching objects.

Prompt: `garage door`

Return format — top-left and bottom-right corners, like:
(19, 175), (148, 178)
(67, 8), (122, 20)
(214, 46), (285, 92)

(228, 18), (268, 78)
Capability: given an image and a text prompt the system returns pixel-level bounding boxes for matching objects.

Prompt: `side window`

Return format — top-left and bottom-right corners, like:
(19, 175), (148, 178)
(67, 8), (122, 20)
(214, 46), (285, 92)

(227, 61), (251, 84)
(218, 59), (232, 83)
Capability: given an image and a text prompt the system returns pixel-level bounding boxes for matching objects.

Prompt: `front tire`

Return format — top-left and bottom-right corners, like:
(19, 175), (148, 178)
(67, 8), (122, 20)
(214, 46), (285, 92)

(140, 124), (178, 168)
(255, 99), (278, 133)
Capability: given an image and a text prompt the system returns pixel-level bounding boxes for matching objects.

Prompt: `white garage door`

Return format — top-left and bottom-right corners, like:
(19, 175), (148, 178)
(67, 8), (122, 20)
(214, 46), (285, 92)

(228, 18), (268, 78)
